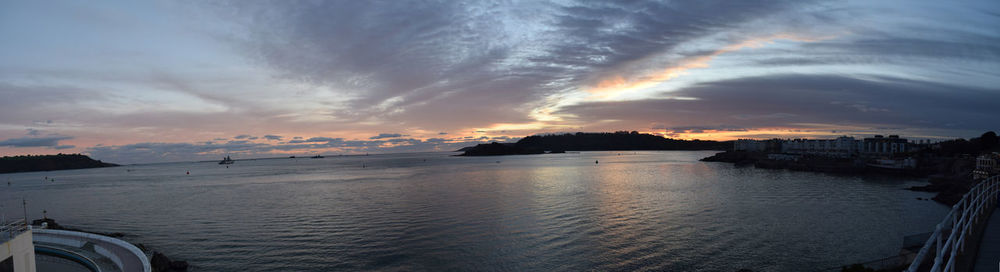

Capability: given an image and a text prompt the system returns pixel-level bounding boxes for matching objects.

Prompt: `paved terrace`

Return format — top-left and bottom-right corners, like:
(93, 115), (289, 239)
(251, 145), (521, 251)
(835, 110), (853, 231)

(972, 209), (999, 271)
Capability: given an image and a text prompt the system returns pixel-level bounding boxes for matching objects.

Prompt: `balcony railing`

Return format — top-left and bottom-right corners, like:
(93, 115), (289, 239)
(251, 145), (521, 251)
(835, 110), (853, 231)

(906, 175), (1000, 272)
(0, 219), (29, 244)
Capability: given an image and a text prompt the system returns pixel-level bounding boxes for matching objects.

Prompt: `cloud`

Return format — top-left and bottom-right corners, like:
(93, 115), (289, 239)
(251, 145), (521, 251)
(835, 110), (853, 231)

(85, 136), (489, 164)
(386, 138), (419, 143)
(0, 83), (111, 126)
(211, 0), (815, 130)
(558, 74), (1000, 136)
(369, 133), (405, 139)
(654, 125), (749, 137)
(86, 141), (270, 163)
(587, 33), (835, 98)
(490, 136), (516, 142)
(287, 137), (342, 144)
(0, 135), (74, 148)
(2, 0), (998, 162)
(425, 138), (448, 143)
(32, 120), (54, 126)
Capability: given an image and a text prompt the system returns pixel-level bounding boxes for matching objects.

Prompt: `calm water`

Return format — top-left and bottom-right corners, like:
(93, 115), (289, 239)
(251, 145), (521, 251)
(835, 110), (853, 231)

(0, 151), (948, 271)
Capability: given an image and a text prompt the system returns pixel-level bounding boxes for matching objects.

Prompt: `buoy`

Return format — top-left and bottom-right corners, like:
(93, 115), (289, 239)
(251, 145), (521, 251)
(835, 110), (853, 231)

(186, 171), (190, 175)
(595, 160), (599, 164)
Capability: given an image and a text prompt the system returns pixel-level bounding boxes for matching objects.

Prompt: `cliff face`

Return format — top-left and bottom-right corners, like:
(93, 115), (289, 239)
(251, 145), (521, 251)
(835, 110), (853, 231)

(0, 154), (118, 174)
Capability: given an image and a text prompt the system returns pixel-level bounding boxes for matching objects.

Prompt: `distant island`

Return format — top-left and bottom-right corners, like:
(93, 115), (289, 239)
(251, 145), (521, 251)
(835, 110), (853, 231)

(0, 154), (118, 174)
(458, 131), (729, 156)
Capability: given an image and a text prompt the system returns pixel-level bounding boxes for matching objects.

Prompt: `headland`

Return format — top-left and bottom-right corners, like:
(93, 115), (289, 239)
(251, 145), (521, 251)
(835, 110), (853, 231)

(0, 154), (117, 174)
(458, 131), (728, 156)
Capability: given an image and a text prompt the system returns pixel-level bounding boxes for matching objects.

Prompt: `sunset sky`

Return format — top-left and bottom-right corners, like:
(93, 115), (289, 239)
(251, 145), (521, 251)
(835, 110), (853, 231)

(1, 0), (998, 163)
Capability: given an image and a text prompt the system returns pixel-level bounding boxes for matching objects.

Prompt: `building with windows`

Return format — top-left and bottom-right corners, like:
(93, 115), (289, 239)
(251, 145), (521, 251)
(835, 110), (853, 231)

(973, 152), (1000, 180)
(781, 136), (859, 157)
(861, 135), (909, 155)
(733, 135), (914, 157)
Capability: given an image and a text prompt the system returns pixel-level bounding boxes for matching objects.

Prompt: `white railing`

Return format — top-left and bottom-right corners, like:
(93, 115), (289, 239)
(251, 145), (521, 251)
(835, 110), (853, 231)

(1, 219), (29, 243)
(906, 175), (1000, 272)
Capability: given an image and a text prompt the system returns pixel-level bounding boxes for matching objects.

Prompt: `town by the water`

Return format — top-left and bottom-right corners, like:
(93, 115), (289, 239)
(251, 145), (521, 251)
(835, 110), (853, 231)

(703, 132), (1000, 205)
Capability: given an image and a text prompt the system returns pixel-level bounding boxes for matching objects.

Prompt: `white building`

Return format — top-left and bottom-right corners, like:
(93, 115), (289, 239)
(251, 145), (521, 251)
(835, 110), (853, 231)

(860, 135), (909, 155)
(1, 221), (35, 272)
(974, 153), (1000, 180)
(782, 136), (859, 157)
(733, 135), (913, 157)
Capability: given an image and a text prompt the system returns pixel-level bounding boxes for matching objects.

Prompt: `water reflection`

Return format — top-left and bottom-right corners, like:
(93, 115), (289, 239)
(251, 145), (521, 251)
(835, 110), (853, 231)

(0, 151), (948, 271)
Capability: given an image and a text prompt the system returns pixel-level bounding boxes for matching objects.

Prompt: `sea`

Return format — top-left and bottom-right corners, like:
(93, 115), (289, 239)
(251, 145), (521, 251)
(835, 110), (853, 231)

(0, 151), (948, 271)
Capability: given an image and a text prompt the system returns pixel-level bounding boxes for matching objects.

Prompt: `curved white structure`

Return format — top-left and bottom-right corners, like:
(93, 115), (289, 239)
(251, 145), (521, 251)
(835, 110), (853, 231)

(32, 229), (151, 272)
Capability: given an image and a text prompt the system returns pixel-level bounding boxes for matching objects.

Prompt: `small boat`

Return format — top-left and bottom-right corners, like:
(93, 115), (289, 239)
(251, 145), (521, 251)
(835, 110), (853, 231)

(311, 155), (324, 159)
(219, 156), (235, 165)
(289, 156), (296, 158)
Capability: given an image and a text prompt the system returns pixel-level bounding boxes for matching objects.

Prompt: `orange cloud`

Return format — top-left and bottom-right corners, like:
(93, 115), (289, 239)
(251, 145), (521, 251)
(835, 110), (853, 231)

(588, 33), (837, 99)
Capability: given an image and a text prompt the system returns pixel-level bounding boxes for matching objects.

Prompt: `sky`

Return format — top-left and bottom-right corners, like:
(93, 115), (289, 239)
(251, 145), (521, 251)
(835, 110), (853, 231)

(1, 0), (998, 164)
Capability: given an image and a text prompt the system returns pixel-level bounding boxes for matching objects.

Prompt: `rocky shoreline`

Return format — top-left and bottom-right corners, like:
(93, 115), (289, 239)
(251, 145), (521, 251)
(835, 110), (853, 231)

(701, 151), (976, 206)
(701, 151), (866, 174)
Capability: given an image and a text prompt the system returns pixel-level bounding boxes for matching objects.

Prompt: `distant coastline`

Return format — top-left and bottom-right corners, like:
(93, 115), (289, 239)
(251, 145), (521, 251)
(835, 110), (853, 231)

(457, 131), (729, 156)
(0, 154), (117, 174)
(700, 131), (999, 205)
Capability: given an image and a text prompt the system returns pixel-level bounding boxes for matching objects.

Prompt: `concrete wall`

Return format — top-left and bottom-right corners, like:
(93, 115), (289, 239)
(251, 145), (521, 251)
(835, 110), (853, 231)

(0, 232), (36, 272)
